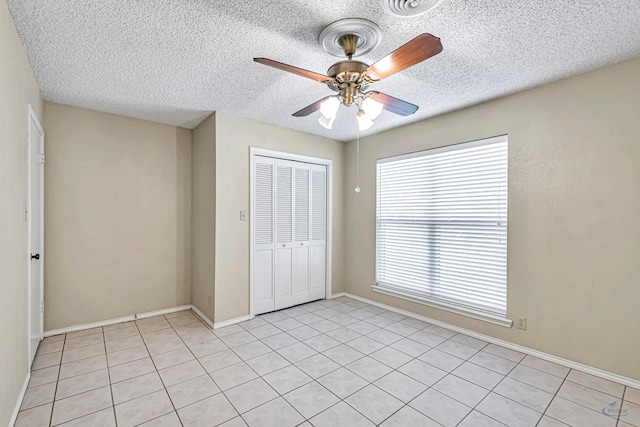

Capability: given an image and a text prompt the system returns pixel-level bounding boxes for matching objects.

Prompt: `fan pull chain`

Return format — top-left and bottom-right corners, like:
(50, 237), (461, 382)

(355, 127), (361, 193)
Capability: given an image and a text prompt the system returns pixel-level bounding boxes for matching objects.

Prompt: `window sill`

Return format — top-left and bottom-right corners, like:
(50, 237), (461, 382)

(371, 285), (513, 328)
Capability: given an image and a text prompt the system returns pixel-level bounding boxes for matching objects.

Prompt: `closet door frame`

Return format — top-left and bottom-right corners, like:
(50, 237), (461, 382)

(250, 147), (333, 317)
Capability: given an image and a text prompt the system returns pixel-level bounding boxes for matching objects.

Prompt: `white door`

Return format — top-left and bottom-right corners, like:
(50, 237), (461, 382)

(274, 160), (296, 310)
(309, 165), (327, 301)
(252, 154), (328, 315)
(253, 158), (276, 314)
(291, 165), (311, 305)
(28, 106), (44, 365)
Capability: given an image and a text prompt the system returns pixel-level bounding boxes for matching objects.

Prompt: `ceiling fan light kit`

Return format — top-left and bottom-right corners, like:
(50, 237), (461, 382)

(254, 19), (442, 131)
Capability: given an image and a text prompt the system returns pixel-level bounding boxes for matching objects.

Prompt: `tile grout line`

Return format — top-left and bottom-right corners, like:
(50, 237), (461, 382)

(143, 311), (209, 424)
(321, 301), (441, 425)
(245, 302), (636, 427)
(166, 309), (246, 425)
(31, 298), (631, 427)
(618, 385), (628, 425)
(227, 311), (333, 424)
(48, 332), (67, 427)
(132, 315), (181, 427)
(275, 300), (548, 426)
(101, 326), (119, 427)
(320, 300), (524, 425)
(252, 305), (376, 425)
(369, 311), (625, 426)
(452, 345), (526, 427)
(257, 301), (448, 425)
(43, 303), (386, 425)
(264, 300), (463, 425)
(241, 303), (372, 423)
(48, 330), (115, 427)
(65, 314), (195, 426)
(536, 372), (572, 427)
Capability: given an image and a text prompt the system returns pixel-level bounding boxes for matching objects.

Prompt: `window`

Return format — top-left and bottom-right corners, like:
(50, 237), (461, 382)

(375, 135), (509, 325)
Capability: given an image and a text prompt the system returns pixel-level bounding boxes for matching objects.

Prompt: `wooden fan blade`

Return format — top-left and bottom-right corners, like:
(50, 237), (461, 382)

(292, 97), (334, 117)
(365, 34), (442, 81)
(254, 58), (329, 82)
(368, 92), (419, 116)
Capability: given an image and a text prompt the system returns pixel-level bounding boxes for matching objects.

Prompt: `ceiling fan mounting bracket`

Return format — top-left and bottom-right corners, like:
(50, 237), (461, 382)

(338, 34), (359, 59)
(319, 18), (382, 58)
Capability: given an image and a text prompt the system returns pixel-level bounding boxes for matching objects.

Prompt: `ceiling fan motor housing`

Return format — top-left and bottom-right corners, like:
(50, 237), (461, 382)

(326, 61), (371, 105)
(327, 61), (368, 83)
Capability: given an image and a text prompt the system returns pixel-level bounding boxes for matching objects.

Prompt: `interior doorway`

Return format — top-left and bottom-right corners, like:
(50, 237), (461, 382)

(28, 105), (44, 365)
(250, 148), (333, 317)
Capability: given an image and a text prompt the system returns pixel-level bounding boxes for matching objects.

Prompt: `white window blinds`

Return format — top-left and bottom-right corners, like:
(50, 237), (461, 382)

(376, 135), (508, 318)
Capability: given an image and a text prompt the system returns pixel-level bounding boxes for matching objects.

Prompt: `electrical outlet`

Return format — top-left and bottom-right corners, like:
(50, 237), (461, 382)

(517, 317), (527, 330)
(240, 210), (247, 221)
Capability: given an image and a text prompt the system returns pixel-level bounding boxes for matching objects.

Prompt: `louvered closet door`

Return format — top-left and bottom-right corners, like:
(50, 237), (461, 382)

(253, 155), (327, 314)
(291, 163), (311, 306)
(253, 157), (276, 314)
(309, 164), (327, 300)
(274, 159), (297, 310)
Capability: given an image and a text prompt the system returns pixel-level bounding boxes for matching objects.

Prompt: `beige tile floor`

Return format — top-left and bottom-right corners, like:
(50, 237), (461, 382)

(16, 296), (640, 426)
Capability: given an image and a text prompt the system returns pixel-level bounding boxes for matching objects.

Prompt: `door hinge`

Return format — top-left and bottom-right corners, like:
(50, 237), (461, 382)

(39, 154), (45, 164)
(41, 301), (44, 313)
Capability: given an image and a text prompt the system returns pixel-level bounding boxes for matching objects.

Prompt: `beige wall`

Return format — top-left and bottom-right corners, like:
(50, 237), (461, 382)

(43, 103), (192, 330)
(214, 112), (346, 322)
(0, 2), (43, 425)
(191, 113), (216, 321)
(345, 58), (640, 380)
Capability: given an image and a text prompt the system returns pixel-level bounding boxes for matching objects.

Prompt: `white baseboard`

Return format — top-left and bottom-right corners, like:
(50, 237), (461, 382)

(213, 315), (253, 329)
(189, 304), (215, 329)
(344, 292), (640, 390)
(42, 302), (253, 338)
(38, 294), (639, 389)
(189, 304), (253, 330)
(43, 305), (192, 337)
(9, 371), (30, 427)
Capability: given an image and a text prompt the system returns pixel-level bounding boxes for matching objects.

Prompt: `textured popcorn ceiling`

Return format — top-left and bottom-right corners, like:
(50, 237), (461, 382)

(7, 0), (640, 141)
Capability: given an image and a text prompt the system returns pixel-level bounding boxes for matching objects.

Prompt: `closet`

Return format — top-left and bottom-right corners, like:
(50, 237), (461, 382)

(252, 155), (328, 315)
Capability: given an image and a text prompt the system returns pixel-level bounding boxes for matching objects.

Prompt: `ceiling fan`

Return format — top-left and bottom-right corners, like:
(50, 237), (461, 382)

(253, 20), (442, 130)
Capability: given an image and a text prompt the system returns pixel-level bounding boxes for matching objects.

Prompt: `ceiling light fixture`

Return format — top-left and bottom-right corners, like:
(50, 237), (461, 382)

(362, 97), (383, 120)
(356, 115), (374, 131)
(317, 115), (335, 130)
(254, 20), (442, 131)
(317, 94), (384, 131)
(319, 96), (340, 119)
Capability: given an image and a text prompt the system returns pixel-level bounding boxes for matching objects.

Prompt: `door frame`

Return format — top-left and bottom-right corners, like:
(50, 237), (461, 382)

(27, 104), (45, 365)
(249, 147), (333, 317)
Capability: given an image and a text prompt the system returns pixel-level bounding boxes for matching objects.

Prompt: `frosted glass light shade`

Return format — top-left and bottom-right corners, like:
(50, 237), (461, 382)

(319, 97), (340, 119)
(357, 115), (374, 131)
(362, 97), (383, 119)
(318, 115), (335, 129)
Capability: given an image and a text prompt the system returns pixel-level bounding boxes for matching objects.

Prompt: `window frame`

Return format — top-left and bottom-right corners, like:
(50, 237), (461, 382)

(373, 134), (512, 328)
